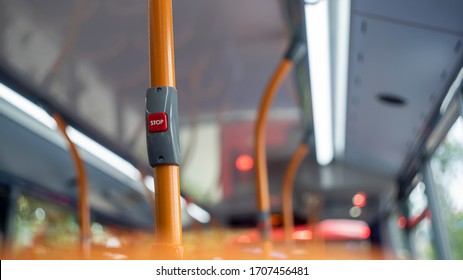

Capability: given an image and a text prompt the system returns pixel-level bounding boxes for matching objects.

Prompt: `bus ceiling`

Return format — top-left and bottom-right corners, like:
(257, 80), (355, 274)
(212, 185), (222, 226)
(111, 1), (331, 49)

(0, 1), (462, 208)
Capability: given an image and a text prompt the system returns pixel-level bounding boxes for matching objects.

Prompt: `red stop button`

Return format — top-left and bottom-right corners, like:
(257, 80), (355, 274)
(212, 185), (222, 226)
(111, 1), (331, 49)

(148, 112), (168, 133)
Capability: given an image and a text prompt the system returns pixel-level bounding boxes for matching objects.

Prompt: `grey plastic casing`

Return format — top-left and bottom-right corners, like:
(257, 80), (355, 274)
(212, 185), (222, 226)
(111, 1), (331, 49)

(145, 87), (181, 167)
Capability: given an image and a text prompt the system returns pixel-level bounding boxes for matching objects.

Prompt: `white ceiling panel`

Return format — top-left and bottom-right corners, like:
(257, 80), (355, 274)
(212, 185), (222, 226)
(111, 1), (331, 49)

(345, 10), (463, 176)
(352, 0), (463, 34)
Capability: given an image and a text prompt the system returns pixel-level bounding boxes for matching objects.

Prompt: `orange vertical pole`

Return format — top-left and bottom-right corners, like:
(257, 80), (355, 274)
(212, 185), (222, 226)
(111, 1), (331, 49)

(148, 0), (176, 88)
(254, 59), (292, 241)
(53, 114), (91, 258)
(147, 0), (184, 259)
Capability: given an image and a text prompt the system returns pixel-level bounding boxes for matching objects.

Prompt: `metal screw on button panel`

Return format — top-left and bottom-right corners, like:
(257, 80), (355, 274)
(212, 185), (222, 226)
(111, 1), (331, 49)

(156, 87), (162, 92)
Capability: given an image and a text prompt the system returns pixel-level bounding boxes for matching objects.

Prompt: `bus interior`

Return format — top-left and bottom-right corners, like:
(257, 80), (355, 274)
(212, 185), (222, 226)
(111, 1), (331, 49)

(0, 0), (462, 260)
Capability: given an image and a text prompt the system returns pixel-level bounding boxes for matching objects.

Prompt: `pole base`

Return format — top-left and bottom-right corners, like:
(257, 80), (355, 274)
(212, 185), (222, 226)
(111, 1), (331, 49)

(150, 243), (185, 260)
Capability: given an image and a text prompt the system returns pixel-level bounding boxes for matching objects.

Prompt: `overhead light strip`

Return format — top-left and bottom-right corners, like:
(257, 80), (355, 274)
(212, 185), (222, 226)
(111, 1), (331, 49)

(440, 66), (463, 114)
(0, 83), (56, 129)
(144, 175), (155, 193)
(0, 82), (142, 185)
(186, 203), (211, 224)
(305, 0), (334, 165)
(334, 0), (351, 159)
(66, 126), (142, 182)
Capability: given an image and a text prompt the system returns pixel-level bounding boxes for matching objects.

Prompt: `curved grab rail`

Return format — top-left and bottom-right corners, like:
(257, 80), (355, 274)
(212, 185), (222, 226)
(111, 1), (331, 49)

(53, 114), (91, 258)
(282, 142), (309, 241)
(254, 59), (293, 241)
(254, 38), (306, 242)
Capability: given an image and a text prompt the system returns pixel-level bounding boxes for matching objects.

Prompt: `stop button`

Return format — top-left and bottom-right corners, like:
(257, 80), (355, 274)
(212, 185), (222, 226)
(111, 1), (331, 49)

(148, 112), (168, 133)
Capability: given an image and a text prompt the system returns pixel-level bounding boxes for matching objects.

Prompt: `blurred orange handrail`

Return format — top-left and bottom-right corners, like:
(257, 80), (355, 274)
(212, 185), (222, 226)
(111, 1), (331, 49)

(282, 143), (309, 241)
(53, 114), (91, 258)
(254, 37), (305, 246)
(254, 59), (293, 241)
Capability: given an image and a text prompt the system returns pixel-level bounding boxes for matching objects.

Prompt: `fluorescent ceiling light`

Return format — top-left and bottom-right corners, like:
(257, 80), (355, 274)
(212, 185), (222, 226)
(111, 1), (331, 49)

(186, 203), (211, 224)
(0, 83), (56, 129)
(440, 66), (463, 114)
(305, 0), (334, 165)
(0, 83), (144, 190)
(66, 126), (141, 182)
(333, 0), (351, 159)
(180, 197), (187, 209)
(144, 175), (155, 193)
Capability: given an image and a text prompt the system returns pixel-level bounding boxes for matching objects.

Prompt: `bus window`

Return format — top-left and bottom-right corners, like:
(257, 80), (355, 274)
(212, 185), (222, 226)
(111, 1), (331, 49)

(387, 209), (410, 259)
(0, 184), (10, 256)
(11, 194), (79, 258)
(429, 117), (463, 259)
(407, 181), (436, 259)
